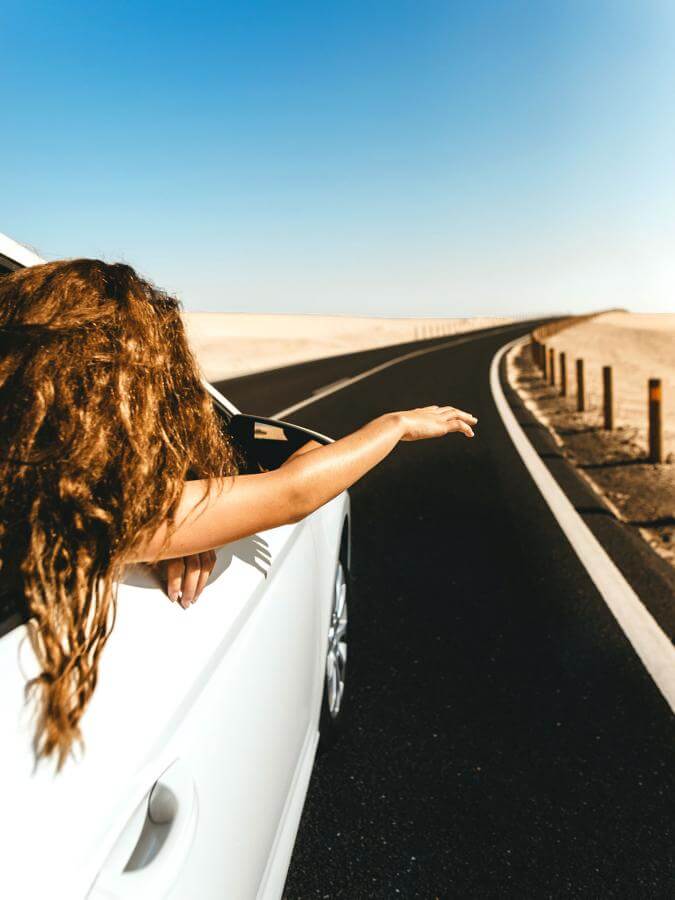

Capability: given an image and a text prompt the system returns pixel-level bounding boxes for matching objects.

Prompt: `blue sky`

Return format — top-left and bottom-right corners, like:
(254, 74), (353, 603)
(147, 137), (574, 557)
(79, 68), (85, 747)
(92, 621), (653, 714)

(3, 1), (674, 314)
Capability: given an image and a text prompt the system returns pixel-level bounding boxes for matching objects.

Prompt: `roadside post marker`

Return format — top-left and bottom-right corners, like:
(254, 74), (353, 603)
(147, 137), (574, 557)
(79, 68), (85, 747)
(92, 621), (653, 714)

(576, 359), (585, 412)
(648, 379), (663, 463)
(549, 348), (555, 386)
(603, 365), (614, 430)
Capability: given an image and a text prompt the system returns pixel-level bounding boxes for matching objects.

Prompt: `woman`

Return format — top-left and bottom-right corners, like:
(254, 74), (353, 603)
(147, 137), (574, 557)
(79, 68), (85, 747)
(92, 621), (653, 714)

(0, 259), (477, 770)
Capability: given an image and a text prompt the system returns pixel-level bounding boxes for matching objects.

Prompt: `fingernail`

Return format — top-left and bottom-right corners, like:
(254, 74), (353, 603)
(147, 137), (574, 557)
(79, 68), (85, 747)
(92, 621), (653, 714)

(171, 590), (182, 604)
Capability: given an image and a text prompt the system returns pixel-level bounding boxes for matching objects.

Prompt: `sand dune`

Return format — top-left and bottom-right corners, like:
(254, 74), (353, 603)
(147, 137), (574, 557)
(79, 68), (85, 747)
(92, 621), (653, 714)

(546, 311), (675, 457)
(183, 313), (516, 382)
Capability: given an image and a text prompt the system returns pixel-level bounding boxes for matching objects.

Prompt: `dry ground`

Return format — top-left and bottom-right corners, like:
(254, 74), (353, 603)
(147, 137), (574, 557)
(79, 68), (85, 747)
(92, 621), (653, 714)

(182, 312), (515, 381)
(543, 311), (675, 459)
(508, 338), (675, 570)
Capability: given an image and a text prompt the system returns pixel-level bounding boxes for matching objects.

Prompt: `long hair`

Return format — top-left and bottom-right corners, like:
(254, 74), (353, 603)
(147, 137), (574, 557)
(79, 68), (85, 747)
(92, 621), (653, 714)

(0, 259), (239, 770)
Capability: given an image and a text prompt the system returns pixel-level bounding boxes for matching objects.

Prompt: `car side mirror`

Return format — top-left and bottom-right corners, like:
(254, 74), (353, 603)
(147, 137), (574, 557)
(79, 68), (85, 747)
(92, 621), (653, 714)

(227, 413), (333, 474)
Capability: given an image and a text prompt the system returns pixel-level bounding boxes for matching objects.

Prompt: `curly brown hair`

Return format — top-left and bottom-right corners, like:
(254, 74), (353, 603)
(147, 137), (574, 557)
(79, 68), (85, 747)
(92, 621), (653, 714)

(0, 259), (239, 770)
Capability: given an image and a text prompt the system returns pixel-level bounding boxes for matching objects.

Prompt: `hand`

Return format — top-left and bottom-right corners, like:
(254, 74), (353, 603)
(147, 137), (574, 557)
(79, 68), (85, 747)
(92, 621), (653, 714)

(161, 551), (217, 609)
(396, 405), (477, 441)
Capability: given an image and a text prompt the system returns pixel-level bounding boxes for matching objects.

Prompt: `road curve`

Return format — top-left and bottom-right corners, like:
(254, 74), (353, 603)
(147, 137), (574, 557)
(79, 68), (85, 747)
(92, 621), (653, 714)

(216, 321), (674, 898)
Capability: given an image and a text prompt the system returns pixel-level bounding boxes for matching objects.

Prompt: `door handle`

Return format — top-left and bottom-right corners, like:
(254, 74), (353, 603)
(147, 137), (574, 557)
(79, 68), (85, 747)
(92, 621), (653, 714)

(88, 759), (198, 899)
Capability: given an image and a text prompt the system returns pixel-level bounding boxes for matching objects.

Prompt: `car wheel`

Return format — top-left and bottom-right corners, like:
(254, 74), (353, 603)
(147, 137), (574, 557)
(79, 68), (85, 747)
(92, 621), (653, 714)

(318, 552), (350, 751)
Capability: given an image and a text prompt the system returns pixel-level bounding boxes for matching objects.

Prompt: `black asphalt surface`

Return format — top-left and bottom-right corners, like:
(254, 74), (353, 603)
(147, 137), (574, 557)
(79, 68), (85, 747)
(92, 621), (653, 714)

(215, 321), (675, 899)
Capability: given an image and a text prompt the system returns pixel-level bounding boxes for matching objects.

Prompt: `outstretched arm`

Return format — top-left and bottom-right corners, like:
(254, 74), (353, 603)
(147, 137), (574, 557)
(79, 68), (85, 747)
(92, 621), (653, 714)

(129, 405), (477, 565)
(280, 438), (324, 465)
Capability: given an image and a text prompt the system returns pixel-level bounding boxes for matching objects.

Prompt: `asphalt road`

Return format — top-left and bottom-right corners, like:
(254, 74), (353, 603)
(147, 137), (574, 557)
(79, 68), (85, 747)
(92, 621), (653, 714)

(215, 321), (674, 899)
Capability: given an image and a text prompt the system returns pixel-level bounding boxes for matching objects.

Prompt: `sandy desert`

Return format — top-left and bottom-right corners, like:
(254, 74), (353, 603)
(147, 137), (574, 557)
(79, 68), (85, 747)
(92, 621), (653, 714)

(182, 313), (516, 382)
(509, 311), (675, 568)
(544, 311), (675, 457)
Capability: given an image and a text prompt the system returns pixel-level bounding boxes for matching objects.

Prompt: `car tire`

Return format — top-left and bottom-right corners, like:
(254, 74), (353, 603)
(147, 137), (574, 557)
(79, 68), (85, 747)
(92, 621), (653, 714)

(318, 545), (350, 752)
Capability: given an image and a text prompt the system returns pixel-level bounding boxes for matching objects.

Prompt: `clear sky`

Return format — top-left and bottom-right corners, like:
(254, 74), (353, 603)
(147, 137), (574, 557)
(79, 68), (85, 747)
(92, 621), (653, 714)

(3, 1), (674, 315)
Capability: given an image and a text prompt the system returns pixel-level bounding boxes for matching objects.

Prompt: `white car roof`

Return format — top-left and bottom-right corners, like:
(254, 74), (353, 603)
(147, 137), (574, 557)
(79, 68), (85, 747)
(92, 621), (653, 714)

(0, 231), (46, 268)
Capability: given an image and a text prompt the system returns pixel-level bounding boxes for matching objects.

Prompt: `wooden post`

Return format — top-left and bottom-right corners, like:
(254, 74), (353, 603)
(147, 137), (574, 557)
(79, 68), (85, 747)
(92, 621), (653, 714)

(648, 378), (663, 463)
(603, 365), (613, 430)
(560, 352), (567, 397)
(576, 359), (585, 411)
(548, 348), (555, 385)
(542, 343), (548, 380)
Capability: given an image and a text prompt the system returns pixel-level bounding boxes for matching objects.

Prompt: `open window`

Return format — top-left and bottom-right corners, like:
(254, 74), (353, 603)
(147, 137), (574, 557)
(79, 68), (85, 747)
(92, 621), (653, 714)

(226, 413), (332, 474)
(206, 387), (333, 474)
(0, 254), (21, 276)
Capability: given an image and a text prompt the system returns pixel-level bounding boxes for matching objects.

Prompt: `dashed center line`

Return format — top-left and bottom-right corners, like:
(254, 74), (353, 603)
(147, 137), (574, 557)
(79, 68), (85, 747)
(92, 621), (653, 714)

(311, 377), (352, 395)
(273, 322), (522, 419)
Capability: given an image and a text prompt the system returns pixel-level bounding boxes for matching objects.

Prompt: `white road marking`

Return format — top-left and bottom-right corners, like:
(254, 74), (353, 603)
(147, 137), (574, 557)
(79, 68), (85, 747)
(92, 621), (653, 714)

(312, 377), (352, 395)
(490, 336), (675, 712)
(272, 323), (521, 419)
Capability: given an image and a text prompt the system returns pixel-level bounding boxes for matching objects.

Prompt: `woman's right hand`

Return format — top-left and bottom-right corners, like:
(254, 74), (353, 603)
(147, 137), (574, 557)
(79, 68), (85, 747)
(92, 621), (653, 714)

(396, 405), (477, 441)
(160, 550), (217, 608)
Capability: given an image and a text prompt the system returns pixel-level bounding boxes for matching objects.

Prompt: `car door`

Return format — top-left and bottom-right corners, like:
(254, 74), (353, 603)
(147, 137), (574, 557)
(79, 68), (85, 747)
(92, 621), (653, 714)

(0, 395), (326, 899)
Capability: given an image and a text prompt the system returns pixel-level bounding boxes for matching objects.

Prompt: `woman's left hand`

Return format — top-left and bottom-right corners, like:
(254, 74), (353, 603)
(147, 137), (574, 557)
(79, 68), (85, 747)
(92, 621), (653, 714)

(160, 551), (217, 609)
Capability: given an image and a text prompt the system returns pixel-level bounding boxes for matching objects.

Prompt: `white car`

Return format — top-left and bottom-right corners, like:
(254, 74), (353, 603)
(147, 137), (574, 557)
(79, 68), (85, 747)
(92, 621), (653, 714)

(0, 233), (351, 899)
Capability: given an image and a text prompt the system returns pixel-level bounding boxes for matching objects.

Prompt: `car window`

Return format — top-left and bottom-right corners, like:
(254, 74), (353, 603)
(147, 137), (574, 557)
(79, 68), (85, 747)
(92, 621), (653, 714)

(0, 253), (21, 275)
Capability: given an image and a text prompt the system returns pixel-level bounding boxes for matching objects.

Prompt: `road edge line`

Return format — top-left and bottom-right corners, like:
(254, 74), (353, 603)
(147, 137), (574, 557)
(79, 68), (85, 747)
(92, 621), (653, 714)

(490, 336), (675, 712)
